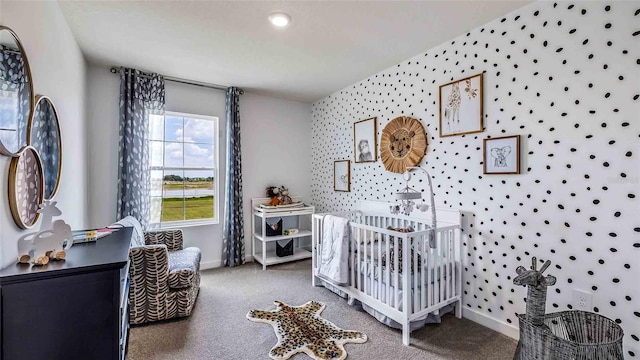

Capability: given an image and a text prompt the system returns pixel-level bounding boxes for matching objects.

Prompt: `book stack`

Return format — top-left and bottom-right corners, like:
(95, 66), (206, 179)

(72, 228), (118, 243)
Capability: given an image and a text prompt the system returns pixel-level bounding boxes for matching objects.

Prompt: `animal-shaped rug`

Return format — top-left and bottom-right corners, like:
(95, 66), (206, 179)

(247, 301), (367, 360)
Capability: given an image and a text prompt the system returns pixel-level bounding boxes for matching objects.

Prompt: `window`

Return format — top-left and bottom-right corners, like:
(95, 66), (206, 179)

(148, 111), (219, 227)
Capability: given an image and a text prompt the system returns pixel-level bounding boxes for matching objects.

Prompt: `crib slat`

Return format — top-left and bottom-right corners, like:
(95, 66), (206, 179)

(356, 228), (361, 292)
(377, 229), (382, 302)
(350, 231), (355, 290)
(446, 230), (451, 300)
(370, 229), (375, 299)
(428, 234), (433, 308)
(364, 229), (368, 295)
(450, 230), (455, 298)
(434, 233), (445, 302)
(420, 235), (425, 310)
(436, 232), (440, 305)
(413, 234), (419, 314)
(421, 235), (426, 310)
(385, 233), (391, 306)
(394, 235), (399, 310)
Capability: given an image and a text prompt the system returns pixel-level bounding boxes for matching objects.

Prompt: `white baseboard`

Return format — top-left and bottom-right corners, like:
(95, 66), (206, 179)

(201, 255), (254, 270)
(200, 260), (221, 270)
(462, 307), (519, 340)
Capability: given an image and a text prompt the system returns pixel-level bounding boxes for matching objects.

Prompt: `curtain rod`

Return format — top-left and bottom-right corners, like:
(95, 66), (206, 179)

(109, 66), (243, 94)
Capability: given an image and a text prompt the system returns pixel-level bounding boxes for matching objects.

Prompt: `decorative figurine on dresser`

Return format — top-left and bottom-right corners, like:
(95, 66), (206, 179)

(17, 200), (73, 265)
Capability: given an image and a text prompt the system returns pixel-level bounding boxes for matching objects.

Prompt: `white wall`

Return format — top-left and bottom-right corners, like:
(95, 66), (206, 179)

(240, 92), (312, 260)
(311, 1), (639, 356)
(86, 66), (311, 268)
(0, 1), (88, 267)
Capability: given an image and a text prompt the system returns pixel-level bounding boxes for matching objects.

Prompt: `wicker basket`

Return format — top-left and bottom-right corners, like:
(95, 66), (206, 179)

(515, 310), (624, 360)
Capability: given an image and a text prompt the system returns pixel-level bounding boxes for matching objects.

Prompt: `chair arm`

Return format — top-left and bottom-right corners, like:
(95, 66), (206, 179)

(144, 229), (184, 251)
(128, 245), (170, 296)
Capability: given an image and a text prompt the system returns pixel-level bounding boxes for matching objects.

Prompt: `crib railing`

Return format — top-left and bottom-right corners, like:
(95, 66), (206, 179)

(312, 213), (461, 323)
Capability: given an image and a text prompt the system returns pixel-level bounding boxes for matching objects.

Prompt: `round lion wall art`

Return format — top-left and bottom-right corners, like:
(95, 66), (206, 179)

(379, 116), (428, 173)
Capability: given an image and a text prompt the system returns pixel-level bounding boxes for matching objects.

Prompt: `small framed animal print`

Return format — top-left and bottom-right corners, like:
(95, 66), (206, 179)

(439, 73), (483, 137)
(483, 135), (520, 174)
(353, 117), (377, 163)
(334, 160), (350, 192)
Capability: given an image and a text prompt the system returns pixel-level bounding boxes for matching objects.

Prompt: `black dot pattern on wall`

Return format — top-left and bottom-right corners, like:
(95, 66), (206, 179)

(311, 2), (639, 356)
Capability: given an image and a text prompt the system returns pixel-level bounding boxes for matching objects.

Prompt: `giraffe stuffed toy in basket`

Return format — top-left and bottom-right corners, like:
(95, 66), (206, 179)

(513, 257), (624, 360)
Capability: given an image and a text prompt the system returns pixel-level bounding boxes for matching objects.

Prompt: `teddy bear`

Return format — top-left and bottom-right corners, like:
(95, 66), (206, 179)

(279, 186), (292, 205)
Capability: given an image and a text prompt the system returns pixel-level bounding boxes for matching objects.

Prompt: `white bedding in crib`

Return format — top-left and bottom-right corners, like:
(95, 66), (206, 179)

(354, 254), (456, 290)
(317, 215), (350, 285)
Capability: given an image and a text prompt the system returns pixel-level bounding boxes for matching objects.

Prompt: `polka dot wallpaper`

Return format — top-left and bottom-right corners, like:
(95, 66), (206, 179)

(310, 2), (639, 356)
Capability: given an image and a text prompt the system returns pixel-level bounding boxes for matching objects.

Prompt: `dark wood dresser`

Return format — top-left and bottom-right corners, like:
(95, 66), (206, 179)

(0, 227), (132, 360)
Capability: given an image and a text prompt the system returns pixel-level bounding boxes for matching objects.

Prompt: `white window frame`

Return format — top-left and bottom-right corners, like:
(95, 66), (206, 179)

(149, 111), (220, 229)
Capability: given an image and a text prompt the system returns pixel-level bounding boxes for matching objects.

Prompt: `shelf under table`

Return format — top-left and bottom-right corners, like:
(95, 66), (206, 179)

(253, 230), (312, 242)
(254, 248), (312, 266)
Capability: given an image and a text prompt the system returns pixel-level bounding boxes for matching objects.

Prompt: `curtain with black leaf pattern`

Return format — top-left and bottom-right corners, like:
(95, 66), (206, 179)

(222, 87), (244, 267)
(117, 67), (165, 229)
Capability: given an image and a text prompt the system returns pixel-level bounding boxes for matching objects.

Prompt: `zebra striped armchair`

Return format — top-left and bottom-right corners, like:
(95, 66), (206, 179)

(113, 216), (201, 325)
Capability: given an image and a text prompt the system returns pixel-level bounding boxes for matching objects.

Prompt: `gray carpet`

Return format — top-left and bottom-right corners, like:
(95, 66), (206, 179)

(127, 259), (517, 360)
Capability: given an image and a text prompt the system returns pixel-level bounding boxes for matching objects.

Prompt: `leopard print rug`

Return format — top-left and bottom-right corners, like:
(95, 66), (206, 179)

(247, 301), (367, 360)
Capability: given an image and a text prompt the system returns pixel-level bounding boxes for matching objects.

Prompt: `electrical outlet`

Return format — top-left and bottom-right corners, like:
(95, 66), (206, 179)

(573, 289), (592, 310)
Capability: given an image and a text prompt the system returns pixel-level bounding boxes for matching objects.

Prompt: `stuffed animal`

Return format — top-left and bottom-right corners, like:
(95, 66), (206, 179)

(279, 186), (292, 205)
(266, 186), (281, 206)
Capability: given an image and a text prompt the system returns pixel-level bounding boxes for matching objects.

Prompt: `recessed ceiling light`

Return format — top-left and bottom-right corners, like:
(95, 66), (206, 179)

(268, 12), (291, 28)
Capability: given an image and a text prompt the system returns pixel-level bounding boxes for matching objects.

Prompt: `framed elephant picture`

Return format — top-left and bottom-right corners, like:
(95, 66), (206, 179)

(439, 73), (483, 137)
(483, 135), (520, 174)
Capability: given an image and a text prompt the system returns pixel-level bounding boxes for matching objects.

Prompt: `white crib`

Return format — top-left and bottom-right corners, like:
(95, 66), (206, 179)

(312, 200), (462, 345)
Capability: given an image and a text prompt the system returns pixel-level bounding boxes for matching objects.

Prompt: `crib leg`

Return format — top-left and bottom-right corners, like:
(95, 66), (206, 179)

(402, 323), (410, 346)
(455, 299), (462, 319)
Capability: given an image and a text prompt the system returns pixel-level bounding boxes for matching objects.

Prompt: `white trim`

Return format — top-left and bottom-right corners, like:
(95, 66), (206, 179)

(149, 111), (220, 225)
(200, 259), (221, 270)
(153, 218), (220, 229)
(462, 307), (519, 340)
(165, 111), (219, 122)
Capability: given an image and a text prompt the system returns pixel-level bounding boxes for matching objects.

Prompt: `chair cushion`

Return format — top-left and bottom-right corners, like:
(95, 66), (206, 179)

(168, 247), (201, 290)
(110, 216), (145, 247)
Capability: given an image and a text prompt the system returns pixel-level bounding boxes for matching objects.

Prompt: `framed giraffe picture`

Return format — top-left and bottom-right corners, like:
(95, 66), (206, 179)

(439, 73), (483, 137)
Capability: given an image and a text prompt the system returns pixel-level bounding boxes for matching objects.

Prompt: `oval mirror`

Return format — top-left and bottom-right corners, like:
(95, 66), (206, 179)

(0, 26), (34, 156)
(9, 146), (44, 229)
(28, 95), (62, 200)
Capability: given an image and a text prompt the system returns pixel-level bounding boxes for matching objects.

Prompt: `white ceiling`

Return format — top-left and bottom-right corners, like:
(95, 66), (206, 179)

(59, 1), (531, 103)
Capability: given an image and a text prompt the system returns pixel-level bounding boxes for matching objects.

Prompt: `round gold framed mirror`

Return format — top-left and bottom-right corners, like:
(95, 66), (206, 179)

(380, 116), (428, 173)
(0, 26), (34, 157)
(9, 146), (44, 229)
(28, 95), (62, 200)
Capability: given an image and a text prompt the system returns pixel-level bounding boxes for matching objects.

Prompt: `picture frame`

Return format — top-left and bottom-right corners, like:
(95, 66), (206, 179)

(353, 117), (377, 163)
(439, 73), (483, 137)
(334, 160), (350, 192)
(483, 135), (520, 174)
